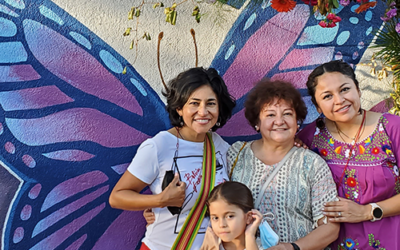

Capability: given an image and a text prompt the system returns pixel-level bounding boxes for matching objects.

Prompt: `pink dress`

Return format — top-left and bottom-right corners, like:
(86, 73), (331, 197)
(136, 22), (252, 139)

(298, 113), (400, 250)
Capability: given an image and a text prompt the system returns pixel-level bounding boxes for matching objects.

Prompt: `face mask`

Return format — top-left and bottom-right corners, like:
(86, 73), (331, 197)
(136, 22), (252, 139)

(259, 213), (279, 249)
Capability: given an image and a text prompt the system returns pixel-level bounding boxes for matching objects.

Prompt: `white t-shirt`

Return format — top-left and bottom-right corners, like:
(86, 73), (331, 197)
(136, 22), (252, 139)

(128, 131), (230, 250)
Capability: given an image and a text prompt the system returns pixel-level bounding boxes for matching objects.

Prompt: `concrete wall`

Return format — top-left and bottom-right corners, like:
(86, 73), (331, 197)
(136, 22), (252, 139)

(0, 0), (392, 249)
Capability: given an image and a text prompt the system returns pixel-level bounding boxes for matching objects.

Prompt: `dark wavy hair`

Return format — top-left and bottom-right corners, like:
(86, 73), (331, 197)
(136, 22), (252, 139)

(162, 67), (236, 131)
(206, 181), (254, 215)
(307, 60), (359, 108)
(244, 79), (307, 130)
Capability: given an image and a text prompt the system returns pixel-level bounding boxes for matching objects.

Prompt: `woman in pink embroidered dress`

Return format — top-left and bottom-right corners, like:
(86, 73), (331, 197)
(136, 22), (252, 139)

(298, 60), (400, 250)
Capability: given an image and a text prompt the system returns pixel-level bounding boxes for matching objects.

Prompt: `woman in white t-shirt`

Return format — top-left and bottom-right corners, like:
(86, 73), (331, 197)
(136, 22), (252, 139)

(109, 67), (236, 250)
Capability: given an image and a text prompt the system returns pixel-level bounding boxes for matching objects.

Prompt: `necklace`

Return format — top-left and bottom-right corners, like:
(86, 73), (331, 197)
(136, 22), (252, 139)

(334, 110), (365, 144)
(336, 110), (366, 189)
(176, 127), (185, 140)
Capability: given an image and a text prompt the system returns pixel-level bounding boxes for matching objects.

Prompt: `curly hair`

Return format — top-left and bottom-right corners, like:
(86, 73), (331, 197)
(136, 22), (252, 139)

(307, 60), (359, 108)
(162, 67), (236, 131)
(244, 79), (307, 130)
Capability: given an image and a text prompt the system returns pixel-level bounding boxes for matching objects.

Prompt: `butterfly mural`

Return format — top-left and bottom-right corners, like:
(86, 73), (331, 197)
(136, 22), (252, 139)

(0, 0), (386, 249)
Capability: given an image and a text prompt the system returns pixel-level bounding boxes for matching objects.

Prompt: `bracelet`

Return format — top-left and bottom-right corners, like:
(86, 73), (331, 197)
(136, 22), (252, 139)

(291, 243), (300, 250)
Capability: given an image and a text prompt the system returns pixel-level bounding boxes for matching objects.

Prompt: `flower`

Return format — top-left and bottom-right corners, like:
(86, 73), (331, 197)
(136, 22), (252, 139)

(386, 8), (397, 18)
(371, 147), (380, 155)
(347, 177), (357, 187)
(345, 238), (355, 249)
(271, 0), (296, 12)
(355, 1), (377, 14)
(396, 23), (400, 34)
(320, 149), (328, 156)
(340, 0), (350, 6)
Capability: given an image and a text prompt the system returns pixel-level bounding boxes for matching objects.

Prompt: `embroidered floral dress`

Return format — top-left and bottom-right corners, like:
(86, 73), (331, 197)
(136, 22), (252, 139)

(298, 113), (400, 250)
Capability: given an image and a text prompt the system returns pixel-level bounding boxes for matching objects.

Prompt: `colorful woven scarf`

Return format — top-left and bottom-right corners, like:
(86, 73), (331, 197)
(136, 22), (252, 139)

(172, 132), (216, 250)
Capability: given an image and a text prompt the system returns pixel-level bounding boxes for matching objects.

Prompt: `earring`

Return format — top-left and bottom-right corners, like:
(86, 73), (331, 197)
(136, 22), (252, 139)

(316, 114), (325, 129)
(255, 125), (260, 132)
(216, 117), (221, 127)
(179, 116), (184, 126)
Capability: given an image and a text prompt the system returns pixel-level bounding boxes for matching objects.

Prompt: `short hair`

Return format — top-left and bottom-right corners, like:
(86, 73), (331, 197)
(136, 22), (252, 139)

(307, 60), (359, 108)
(244, 79), (307, 130)
(163, 67), (236, 131)
(206, 181), (254, 215)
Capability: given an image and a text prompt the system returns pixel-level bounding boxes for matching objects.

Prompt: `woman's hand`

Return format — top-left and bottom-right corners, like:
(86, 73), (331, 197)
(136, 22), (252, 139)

(159, 173), (186, 207)
(245, 209), (262, 236)
(143, 208), (155, 227)
(294, 136), (308, 149)
(323, 197), (371, 223)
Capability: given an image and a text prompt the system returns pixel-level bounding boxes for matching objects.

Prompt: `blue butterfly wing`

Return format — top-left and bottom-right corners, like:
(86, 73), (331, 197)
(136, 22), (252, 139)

(0, 0), (169, 249)
(211, 0), (385, 144)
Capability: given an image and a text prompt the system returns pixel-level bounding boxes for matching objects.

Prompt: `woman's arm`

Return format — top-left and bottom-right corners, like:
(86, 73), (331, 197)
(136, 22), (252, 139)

(267, 219), (339, 250)
(109, 171), (186, 211)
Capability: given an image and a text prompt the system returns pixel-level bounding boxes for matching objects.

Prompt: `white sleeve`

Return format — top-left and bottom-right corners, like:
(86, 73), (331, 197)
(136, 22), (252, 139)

(127, 139), (159, 185)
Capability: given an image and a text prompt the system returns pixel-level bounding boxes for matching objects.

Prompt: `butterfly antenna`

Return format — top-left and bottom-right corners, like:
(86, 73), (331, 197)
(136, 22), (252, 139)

(157, 32), (168, 91)
(190, 29), (198, 67)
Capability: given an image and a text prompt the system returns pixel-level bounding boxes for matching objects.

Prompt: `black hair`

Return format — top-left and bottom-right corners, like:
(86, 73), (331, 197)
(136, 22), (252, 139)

(245, 79), (308, 130)
(162, 67), (236, 131)
(307, 60), (359, 108)
(206, 181), (254, 214)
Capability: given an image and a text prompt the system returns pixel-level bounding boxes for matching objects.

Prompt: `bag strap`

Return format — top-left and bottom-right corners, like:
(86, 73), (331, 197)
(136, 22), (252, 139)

(254, 147), (297, 208)
(229, 142), (247, 179)
(172, 132), (216, 250)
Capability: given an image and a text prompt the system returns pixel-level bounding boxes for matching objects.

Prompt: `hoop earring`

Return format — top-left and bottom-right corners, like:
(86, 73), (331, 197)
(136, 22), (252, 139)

(179, 116), (184, 126)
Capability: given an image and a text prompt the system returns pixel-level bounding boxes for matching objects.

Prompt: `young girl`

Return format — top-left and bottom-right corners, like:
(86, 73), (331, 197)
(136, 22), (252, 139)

(201, 181), (263, 250)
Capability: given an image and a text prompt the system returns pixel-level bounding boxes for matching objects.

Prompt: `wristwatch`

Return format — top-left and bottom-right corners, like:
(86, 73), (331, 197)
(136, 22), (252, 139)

(370, 203), (383, 222)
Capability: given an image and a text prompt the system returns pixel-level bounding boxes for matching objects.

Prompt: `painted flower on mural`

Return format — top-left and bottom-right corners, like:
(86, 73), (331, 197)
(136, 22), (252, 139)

(271, 0), (378, 28)
(271, 0), (297, 12)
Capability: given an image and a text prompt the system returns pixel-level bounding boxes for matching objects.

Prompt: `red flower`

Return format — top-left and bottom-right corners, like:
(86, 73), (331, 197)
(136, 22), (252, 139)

(345, 193), (350, 198)
(346, 177), (357, 187)
(372, 147), (380, 155)
(271, 0), (296, 12)
(327, 22), (337, 27)
(320, 149), (328, 156)
(319, 21), (328, 28)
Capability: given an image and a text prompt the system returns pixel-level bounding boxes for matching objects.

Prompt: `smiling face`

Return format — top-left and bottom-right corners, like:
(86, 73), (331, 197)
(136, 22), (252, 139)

(176, 85), (219, 141)
(314, 72), (361, 123)
(209, 199), (250, 244)
(258, 98), (298, 145)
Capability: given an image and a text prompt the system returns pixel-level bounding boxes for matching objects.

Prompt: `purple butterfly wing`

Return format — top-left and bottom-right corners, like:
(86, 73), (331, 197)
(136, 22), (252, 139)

(0, 0), (168, 249)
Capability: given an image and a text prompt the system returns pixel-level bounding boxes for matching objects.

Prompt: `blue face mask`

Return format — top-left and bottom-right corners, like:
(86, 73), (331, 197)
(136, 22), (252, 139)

(259, 217), (279, 249)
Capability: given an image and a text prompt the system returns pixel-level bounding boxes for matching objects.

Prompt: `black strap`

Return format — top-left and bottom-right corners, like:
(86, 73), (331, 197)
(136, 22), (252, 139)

(291, 243), (300, 250)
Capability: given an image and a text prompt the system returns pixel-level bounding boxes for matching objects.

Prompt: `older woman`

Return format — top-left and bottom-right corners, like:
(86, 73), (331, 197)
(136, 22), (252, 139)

(228, 79), (339, 250)
(109, 67), (235, 250)
(298, 60), (400, 249)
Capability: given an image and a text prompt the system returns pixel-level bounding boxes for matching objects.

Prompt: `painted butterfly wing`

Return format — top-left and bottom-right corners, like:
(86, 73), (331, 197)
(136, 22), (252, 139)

(0, 0), (169, 249)
(211, 1), (385, 144)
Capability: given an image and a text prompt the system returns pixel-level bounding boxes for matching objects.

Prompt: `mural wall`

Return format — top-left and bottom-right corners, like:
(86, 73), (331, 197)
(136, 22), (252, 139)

(0, 0), (392, 249)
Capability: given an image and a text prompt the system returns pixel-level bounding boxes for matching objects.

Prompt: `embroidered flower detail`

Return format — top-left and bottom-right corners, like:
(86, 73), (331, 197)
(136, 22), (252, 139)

(353, 191), (359, 198)
(328, 138), (334, 147)
(320, 149), (328, 156)
(345, 193), (350, 198)
(335, 146), (342, 154)
(382, 145), (392, 155)
(314, 127), (320, 136)
(359, 145), (365, 154)
(344, 149), (355, 158)
(379, 123), (384, 132)
(371, 147), (380, 155)
(347, 177), (357, 187)
(345, 238), (355, 249)
(394, 165), (399, 176)
(364, 136), (371, 146)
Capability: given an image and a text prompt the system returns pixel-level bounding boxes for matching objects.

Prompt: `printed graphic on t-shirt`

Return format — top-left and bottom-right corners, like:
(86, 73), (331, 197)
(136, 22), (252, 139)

(171, 150), (228, 234)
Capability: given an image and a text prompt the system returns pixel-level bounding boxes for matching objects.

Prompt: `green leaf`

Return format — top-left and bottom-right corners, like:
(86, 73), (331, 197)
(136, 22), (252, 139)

(332, 0), (339, 9)
(122, 66), (127, 74)
(123, 27), (132, 36)
(128, 7), (135, 20)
